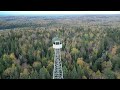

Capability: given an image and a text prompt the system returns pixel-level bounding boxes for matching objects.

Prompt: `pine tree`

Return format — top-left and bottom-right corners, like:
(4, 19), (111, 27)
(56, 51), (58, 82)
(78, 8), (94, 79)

(63, 65), (68, 79)
(71, 66), (78, 79)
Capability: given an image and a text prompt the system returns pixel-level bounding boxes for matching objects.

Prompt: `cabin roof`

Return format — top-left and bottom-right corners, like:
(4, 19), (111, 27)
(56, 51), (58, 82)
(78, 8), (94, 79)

(52, 37), (61, 43)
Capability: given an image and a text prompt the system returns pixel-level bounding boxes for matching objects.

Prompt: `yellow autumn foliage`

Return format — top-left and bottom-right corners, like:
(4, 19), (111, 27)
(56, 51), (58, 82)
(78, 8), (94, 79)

(77, 58), (84, 66)
(9, 53), (16, 61)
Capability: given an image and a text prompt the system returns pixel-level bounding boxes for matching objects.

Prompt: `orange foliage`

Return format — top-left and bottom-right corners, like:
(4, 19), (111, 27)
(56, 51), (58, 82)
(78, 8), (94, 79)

(111, 45), (117, 55)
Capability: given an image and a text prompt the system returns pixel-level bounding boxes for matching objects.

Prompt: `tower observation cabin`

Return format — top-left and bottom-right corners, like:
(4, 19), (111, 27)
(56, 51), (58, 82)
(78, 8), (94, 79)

(52, 37), (62, 49)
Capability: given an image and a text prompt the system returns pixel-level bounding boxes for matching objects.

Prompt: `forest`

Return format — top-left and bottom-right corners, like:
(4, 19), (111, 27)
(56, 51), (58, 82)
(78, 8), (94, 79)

(0, 15), (120, 79)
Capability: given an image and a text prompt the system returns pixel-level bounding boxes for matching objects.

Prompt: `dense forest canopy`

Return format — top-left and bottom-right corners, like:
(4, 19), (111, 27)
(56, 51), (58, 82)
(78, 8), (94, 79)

(0, 15), (120, 79)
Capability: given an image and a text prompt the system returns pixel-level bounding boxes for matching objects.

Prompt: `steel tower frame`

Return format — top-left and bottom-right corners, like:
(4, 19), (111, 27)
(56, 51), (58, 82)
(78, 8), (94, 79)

(53, 48), (63, 79)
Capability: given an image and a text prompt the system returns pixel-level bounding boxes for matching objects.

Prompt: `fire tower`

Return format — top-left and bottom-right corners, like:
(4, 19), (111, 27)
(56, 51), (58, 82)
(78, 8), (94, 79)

(52, 37), (63, 79)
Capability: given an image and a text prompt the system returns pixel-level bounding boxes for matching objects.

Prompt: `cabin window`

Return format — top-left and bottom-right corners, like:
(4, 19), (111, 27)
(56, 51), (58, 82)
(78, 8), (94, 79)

(56, 42), (59, 45)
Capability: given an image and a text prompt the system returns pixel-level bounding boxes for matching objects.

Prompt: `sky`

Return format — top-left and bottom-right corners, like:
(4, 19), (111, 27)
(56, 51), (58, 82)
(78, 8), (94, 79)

(0, 11), (120, 16)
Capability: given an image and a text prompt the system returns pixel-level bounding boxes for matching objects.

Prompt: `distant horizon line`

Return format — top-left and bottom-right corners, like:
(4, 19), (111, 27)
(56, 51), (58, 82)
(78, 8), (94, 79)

(0, 14), (120, 17)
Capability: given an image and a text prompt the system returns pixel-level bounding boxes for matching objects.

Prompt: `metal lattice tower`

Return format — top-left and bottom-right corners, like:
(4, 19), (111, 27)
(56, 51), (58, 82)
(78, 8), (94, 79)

(52, 37), (63, 79)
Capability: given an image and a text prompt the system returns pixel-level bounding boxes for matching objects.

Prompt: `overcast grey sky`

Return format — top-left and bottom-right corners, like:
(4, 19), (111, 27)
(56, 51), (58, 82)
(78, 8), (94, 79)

(0, 11), (120, 16)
